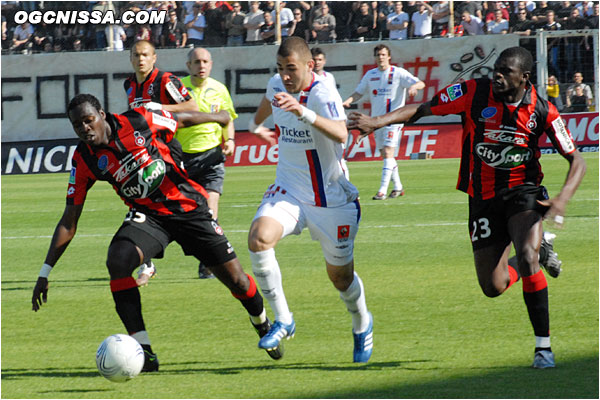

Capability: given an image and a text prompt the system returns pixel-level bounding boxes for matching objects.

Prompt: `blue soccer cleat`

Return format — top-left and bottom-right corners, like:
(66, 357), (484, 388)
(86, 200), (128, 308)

(258, 318), (296, 350)
(353, 312), (373, 363)
(532, 350), (555, 369)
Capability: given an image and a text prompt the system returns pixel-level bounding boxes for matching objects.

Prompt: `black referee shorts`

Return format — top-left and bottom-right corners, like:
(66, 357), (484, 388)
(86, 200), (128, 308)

(468, 184), (550, 251)
(183, 146), (226, 195)
(110, 208), (237, 267)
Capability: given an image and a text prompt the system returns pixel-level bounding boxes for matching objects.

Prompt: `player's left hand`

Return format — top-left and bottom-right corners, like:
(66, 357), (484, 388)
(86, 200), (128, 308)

(408, 87), (419, 97)
(274, 92), (302, 116)
(537, 197), (567, 228)
(223, 139), (235, 156)
(32, 277), (49, 312)
(347, 111), (376, 135)
(143, 102), (163, 111)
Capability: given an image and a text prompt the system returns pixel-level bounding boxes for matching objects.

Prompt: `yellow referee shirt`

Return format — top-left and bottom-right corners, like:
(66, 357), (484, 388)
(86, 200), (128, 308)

(175, 76), (238, 153)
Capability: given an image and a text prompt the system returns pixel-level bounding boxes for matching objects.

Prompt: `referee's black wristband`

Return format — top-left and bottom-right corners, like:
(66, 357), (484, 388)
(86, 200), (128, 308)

(226, 138), (235, 142)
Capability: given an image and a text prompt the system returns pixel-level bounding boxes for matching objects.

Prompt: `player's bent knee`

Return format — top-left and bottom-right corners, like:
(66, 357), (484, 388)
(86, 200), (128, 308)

(106, 240), (143, 279)
(248, 227), (278, 252)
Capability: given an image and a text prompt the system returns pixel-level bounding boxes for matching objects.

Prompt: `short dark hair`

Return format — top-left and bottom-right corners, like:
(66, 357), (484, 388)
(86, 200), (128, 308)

(498, 46), (533, 74)
(277, 36), (311, 61)
(311, 47), (326, 58)
(67, 94), (102, 117)
(374, 44), (391, 57)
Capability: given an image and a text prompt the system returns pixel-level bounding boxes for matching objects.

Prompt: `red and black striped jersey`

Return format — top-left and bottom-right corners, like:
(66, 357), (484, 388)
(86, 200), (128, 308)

(430, 78), (576, 200)
(66, 108), (209, 216)
(124, 68), (191, 109)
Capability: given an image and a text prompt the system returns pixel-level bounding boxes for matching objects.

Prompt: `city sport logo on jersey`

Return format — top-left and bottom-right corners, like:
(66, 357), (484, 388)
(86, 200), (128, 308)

(475, 143), (533, 169)
(120, 159), (166, 198)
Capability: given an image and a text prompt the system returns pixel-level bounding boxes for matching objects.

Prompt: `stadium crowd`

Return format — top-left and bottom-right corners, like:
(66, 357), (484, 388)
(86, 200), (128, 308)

(2, 0), (598, 110)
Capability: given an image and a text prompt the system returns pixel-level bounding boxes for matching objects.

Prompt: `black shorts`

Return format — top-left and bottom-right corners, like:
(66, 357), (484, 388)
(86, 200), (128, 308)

(183, 146), (226, 194)
(110, 208), (237, 267)
(468, 184), (549, 251)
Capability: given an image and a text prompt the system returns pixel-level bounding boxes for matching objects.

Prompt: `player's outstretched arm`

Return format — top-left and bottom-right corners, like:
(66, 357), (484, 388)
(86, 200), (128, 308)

(249, 96), (277, 145)
(161, 97), (199, 113)
(342, 92), (362, 108)
(537, 150), (586, 227)
(32, 204), (83, 312)
(348, 102), (432, 136)
(176, 110), (230, 127)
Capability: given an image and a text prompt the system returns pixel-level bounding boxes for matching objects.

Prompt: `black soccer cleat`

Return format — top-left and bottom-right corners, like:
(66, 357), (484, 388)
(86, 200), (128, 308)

(141, 349), (159, 372)
(539, 232), (562, 278)
(198, 262), (216, 279)
(251, 318), (284, 360)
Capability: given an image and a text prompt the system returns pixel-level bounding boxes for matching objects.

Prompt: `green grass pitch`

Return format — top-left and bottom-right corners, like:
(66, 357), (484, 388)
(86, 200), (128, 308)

(1, 153), (598, 398)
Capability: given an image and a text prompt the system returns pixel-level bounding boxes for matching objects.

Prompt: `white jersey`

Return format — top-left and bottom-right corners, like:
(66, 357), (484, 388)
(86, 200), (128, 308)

(354, 66), (420, 119)
(266, 72), (358, 207)
(316, 71), (337, 91)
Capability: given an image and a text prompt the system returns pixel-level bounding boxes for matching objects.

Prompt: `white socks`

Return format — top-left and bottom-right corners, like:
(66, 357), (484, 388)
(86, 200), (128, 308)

(536, 335), (551, 348)
(249, 249), (293, 325)
(339, 273), (370, 333)
(131, 330), (150, 345)
(379, 157), (402, 194)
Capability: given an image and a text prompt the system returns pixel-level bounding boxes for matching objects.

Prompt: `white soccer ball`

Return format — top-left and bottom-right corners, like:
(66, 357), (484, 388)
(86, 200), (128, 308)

(96, 334), (145, 382)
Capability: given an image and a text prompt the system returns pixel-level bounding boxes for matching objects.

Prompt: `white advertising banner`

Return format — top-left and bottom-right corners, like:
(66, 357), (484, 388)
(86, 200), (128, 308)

(1, 34), (518, 142)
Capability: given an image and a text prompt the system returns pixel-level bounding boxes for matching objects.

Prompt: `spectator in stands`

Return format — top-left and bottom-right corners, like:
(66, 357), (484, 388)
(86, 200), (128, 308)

(510, 1), (531, 23)
(92, 1), (115, 49)
(106, 23), (127, 51)
(72, 37), (83, 52)
(531, 1), (551, 25)
(484, 1), (509, 22)
(456, 1), (483, 20)
(351, 2), (377, 41)
(53, 38), (65, 53)
(311, 2), (336, 43)
(260, 10), (276, 44)
(373, 1), (394, 39)
(185, 2), (206, 47)
(135, 24), (153, 42)
(565, 72), (593, 110)
(203, 1), (226, 47)
(510, 7), (534, 35)
(568, 85), (590, 112)
(274, 1), (294, 38)
(289, 7), (309, 42)
(32, 22), (52, 53)
(431, 0), (450, 37)
(1, 15), (9, 51)
(542, 9), (562, 80)
(563, 7), (586, 81)
(226, 2), (246, 46)
(486, 9), (508, 33)
(162, 8), (187, 48)
(410, 1), (433, 38)
(556, 1), (574, 22)
(11, 21), (33, 53)
(330, 1), (353, 41)
(387, 1), (409, 40)
(546, 75), (564, 112)
(461, 10), (485, 35)
(308, 1), (327, 27)
(243, 1), (264, 45)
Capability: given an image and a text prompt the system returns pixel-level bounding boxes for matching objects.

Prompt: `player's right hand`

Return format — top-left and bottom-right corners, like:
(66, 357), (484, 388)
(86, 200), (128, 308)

(32, 277), (49, 312)
(254, 126), (277, 146)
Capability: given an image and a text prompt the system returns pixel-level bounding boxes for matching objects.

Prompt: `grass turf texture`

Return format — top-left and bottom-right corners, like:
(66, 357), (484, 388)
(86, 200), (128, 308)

(1, 153), (598, 399)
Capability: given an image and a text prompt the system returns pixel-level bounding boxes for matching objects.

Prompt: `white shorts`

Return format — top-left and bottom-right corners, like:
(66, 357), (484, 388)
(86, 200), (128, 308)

(253, 186), (361, 266)
(374, 125), (402, 149)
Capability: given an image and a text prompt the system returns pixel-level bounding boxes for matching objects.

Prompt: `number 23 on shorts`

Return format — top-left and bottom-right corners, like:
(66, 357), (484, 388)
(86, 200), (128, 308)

(471, 217), (491, 242)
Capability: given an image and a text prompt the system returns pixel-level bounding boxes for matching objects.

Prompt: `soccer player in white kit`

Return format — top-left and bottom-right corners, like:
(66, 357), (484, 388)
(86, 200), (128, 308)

(343, 44), (425, 200)
(247, 37), (373, 363)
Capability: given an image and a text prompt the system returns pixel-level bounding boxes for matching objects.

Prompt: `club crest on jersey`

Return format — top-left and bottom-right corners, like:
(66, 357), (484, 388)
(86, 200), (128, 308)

(526, 113), (537, 130)
(120, 159), (166, 199)
(337, 225), (350, 242)
(440, 93), (449, 103)
(67, 186), (75, 196)
(211, 220), (224, 235)
(481, 107), (497, 119)
(133, 131), (146, 147)
(147, 83), (154, 96)
(475, 143), (533, 169)
(97, 155), (108, 170)
(447, 84), (463, 101)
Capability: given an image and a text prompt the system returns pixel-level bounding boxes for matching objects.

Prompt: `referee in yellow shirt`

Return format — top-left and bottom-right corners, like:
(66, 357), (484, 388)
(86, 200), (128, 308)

(177, 48), (238, 279)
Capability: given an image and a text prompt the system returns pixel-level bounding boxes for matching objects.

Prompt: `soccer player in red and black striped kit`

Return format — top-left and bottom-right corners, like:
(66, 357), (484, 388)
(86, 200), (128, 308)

(349, 47), (586, 368)
(32, 94), (283, 372)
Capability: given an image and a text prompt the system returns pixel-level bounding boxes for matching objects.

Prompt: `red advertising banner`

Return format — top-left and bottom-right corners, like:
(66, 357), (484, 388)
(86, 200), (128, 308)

(225, 112), (598, 167)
